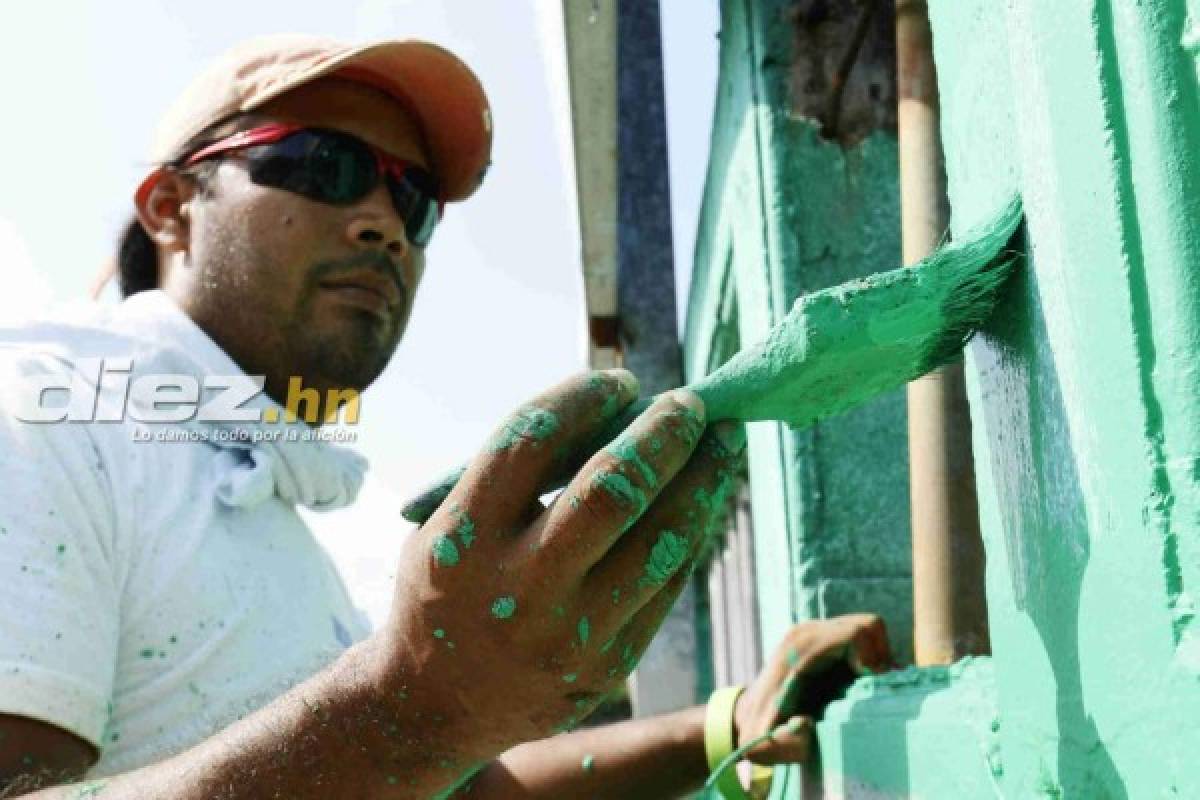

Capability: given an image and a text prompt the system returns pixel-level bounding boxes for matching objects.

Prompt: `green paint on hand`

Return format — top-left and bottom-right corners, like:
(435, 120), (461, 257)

(74, 781), (108, 798)
(432, 534), (460, 567)
(455, 513), (476, 548)
(592, 472), (647, 513)
(577, 616), (590, 646)
(487, 407), (560, 452)
(582, 754), (595, 773)
(642, 531), (688, 586)
(569, 494), (582, 509)
(611, 587), (621, 604)
(606, 438), (658, 488)
(491, 595), (517, 619)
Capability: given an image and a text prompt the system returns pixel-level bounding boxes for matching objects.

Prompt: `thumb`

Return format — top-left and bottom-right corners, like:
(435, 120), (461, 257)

(749, 716), (814, 766)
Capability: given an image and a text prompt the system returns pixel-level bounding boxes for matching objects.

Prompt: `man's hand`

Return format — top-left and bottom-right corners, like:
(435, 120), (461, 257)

(733, 614), (894, 765)
(376, 370), (744, 775)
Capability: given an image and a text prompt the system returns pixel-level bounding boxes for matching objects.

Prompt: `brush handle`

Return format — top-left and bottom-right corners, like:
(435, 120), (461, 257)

(400, 397), (659, 524)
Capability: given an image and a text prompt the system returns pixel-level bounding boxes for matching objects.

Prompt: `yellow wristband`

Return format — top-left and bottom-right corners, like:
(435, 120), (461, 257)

(704, 686), (752, 800)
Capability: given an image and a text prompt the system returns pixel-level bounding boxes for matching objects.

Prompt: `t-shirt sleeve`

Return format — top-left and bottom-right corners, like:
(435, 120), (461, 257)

(0, 357), (119, 748)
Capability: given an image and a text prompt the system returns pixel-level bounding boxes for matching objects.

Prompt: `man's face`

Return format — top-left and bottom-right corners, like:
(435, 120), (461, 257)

(159, 77), (431, 408)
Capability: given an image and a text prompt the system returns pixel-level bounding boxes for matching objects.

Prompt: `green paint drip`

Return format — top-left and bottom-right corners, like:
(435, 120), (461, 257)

(642, 531), (689, 586)
(487, 407), (560, 452)
(432, 535), (460, 567)
(577, 616), (590, 646)
(491, 595), (517, 619)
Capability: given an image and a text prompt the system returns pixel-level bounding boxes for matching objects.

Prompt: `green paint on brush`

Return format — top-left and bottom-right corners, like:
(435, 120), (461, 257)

(491, 596), (517, 619)
(642, 531), (689, 586)
(487, 407), (560, 452)
(399, 196), (1023, 525)
(577, 616), (590, 646)
(431, 535), (460, 567)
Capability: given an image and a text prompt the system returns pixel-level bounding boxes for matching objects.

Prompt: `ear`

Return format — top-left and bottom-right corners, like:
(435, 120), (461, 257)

(133, 168), (198, 255)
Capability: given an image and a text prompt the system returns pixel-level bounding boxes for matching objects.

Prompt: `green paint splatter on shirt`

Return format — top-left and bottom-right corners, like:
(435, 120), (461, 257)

(562, 672), (578, 683)
(611, 587), (621, 604)
(433, 628), (446, 639)
(491, 595), (517, 620)
(577, 616), (590, 646)
(642, 531), (688, 586)
(56, 544), (66, 555)
(552, 605), (566, 618)
(487, 407), (560, 452)
(582, 754), (595, 773)
(432, 534), (460, 567)
(139, 648), (154, 659)
(600, 636), (617, 654)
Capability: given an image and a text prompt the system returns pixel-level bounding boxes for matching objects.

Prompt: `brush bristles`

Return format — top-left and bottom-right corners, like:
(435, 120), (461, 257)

(917, 195), (1025, 373)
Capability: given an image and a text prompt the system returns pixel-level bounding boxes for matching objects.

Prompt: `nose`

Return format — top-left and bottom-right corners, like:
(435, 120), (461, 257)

(344, 183), (410, 259)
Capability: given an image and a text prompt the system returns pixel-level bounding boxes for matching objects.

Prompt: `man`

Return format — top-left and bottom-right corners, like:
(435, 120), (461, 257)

(0, 34), (891, 798)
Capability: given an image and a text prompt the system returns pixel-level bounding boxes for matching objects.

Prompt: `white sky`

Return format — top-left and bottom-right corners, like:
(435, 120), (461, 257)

(0, 0), (718, 626)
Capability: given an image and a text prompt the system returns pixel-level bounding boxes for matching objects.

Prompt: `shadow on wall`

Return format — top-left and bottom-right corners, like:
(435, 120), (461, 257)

(971, 254), (1127, 799)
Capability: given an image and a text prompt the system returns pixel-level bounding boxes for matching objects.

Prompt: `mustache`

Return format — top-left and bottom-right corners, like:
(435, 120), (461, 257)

(310, 253), (407, 295)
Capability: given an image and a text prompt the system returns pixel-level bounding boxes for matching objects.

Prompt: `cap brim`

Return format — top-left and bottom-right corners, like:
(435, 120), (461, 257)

(246, 40), (492, 203)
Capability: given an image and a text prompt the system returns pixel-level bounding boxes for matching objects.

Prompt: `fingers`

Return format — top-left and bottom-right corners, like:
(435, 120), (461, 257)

(843, 614), (894, 673)
(534, 390), (707, 569)
(582, 422), (744, 633)
(750, 717), (814, 766)
(449, 369), (641, 530)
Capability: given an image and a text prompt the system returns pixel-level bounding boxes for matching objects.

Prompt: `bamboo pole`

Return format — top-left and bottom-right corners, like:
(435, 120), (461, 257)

(897, 0), (991, 665)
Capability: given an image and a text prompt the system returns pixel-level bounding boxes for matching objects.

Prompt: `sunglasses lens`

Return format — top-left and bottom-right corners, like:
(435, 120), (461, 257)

(388, 168), (440, 247)
(245, 131), (376, 204)
(241, 128), (440, 247)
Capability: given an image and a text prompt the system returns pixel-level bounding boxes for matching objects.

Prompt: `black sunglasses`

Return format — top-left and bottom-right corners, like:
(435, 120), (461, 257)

(183, 123), (442, 248)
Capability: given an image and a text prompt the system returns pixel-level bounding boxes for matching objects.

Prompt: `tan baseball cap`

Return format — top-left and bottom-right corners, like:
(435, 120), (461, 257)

(149, 32), (493, 202)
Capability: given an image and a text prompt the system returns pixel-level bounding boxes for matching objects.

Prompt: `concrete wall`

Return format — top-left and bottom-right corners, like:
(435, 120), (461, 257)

(684, 1), (912, 795)
(690, 0), (1200, 797)
(819, 0), (1200, 796)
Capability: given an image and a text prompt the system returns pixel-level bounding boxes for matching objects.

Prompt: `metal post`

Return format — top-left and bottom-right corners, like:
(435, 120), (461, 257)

(897, 0), (991, 665)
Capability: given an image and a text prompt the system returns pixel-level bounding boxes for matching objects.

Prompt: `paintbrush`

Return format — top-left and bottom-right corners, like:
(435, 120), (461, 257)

(401, 195), (1024, 524)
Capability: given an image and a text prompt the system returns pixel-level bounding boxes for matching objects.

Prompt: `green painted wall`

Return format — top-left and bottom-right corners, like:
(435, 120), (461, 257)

(690, 0), (1200, 797)
(684, 1), (911, 796)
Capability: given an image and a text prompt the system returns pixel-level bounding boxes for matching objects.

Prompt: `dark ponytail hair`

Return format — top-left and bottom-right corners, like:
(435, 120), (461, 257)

(116, 113), (254, 298)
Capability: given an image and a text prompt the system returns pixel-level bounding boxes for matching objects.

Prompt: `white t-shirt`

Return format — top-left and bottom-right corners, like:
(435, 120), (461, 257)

(0, 291), (374, 777)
